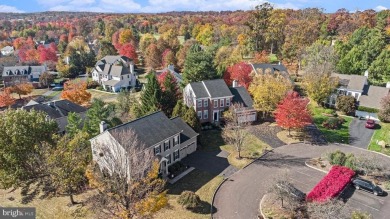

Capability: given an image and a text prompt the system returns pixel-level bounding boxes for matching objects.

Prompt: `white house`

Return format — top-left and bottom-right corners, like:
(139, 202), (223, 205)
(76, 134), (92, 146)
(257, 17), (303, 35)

(91, 55), (137, 92)
(1, 46), (14, 56)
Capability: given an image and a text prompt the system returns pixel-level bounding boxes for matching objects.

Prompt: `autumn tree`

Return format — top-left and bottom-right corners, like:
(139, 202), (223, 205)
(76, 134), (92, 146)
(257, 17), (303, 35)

(222, 103), (251, 159)
(336, 96), (357, 115)
(97, 40), (117, 60)
(145, 43), (162, 69)
(158, 71), (181, 117)
(119, 29), (134, 45)
(196, 23), (214, 46)
(302, 72), (338, 104)
(61, 80), (91, 105)
(38, 43), (58, 64)
(378, 95), (390, 122)
(39, 72), (55, 88)
(0, 109), (58, 189)
(247, 3), (273, 51)
(183, 44), (217, 85)
(0, 88), (15, 108)
(117, 43), (138, 62)
(249, 72), (293, 118)
(224, 62), (253, 89)
(48, 132), (91, 205)
(214, 45), (242, 77)
(139, 33), (157, 53)
(274, 91), (312, 136)
(87, 129), (167, 218)
(10, 83), (34, 99)
(162, 49), (176, 67)
(176, 39), (197, 71)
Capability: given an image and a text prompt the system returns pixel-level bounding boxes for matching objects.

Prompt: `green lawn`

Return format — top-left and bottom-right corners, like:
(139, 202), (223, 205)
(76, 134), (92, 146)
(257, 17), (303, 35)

(310, 103), (353, 143)
(368, 122), (390, 156)
(199, 130), (271, 169)
(88, 89), (118, 103)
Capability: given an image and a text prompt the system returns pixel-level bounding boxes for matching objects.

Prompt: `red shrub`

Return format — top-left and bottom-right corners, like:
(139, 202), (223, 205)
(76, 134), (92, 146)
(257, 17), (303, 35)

(307, 166), (355, 202)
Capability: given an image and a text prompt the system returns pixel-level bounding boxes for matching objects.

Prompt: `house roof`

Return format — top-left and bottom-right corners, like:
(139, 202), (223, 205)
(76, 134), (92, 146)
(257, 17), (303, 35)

(1, 46), (13, 51)
(107, 111), (183, 149)
(96, 55), (131, 65)
(171, 117), (199, 143)
(251, 63), (288, 75)
(331, 73), (367, 91)
(189, 79), (233, 99)
(103, 79), (121, 87)
(229, 87), (254, 108)
(359, 85), (390, 109)
(96, 55), (131, 76)
(23, 99), (87, 119)
(2, 65), (46, 77)
(156, 67), (183, 83)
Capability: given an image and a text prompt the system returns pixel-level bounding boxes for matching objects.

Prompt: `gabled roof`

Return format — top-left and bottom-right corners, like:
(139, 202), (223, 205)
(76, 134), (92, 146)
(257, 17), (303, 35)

(1, 46), (14, 51)
(251, 63), (288, 75)
(96, 55), (131, 65)
(96, 56), (131, 76)
(229, 87), (254, 108)
(331, 73), (367, 91)
(359, 85), (390, 109)
(107, 111), (182, 149)
(103, 79), (121, 87)
(171, 117), (199, 143)
(189, 79), (233, 99)
(23, 99), (87, 119)
(2, 65), (46, 77)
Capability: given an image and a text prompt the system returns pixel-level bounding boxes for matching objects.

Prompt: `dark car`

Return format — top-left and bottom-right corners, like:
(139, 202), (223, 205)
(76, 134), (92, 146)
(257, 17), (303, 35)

(365, 119), (375, 129)
(352, 178), (383, 196)
(276, 182), (306, 201)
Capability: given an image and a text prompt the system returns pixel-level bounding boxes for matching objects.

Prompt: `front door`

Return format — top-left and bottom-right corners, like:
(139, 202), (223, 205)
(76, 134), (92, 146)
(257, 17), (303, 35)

(213, 111), (219, 122)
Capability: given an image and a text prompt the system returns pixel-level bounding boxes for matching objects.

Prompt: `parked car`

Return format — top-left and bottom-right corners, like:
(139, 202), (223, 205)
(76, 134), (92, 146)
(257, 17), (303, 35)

(52, 86), (63, 91)
(351, 177), (383, 196)
(365, 119), (375, 129)
(276, 182), (306, 201)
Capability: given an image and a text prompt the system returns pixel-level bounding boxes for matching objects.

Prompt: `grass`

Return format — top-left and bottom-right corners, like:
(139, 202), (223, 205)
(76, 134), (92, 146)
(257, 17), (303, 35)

(88, 89), (118, 103)
(277, 130), (302, 145)
(199, 129), (271, 169)
(45, 90), (61, 99)
(10, 88), (49, 99)
(309, 103), (353, 143)
(368, 122), (390, 156)
(154, 169), (223, 219)
(0, 187), (95, 219)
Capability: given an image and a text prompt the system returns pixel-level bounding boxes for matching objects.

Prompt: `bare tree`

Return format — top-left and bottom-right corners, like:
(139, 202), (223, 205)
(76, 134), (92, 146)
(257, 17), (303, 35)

(88, 129), (166, 218)
(307, 198), (350, 219)
(268, 171), (301, 213)
(222, 103), (251, 159)
(355, 154), (382, 176)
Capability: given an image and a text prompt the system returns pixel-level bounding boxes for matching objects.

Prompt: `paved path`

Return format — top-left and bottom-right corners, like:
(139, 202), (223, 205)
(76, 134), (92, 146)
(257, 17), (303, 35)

(213, 143), (390, 219)
(349, 118), (375, 149)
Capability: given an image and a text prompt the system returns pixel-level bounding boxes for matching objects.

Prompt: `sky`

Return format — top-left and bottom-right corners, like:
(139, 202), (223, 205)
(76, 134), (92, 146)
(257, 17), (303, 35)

(0, 0), (389, 13)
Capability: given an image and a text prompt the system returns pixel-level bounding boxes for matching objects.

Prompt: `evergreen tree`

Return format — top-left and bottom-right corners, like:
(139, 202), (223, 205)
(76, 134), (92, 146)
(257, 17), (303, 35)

(182, 44), (218, 85)
(160, 73), (181, 117)
(172, 100), (188, 118)
(66, 112), (82, 137)
(183, 107), (201, 133)
(84, 98), (114, 137)
(139, 72), (162, 116)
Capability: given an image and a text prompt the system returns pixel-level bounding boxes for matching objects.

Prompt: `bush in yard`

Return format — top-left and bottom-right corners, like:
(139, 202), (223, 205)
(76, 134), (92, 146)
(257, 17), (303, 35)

(177, 191), (201, 209)
(378, 95), (390, 122)
(326, 150), (356, 170)
(322, 117), (345, 129)
(344, 153), (356, 170)
(336, 95), (356, 115)
(351, 211), (372, 219)
(306, 166), (355, 202)
(87, 80), (100, 89)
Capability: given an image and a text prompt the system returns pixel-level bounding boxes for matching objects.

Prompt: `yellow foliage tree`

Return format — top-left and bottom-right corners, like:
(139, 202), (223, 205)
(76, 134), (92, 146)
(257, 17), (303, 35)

(119, 29), (133, 45)
(60, 80), (91, 105)
(249, 72), (293, 117)
(196, 23), (214, 46)
(10, 83), (34, 99)
(302, 72), (338, 104)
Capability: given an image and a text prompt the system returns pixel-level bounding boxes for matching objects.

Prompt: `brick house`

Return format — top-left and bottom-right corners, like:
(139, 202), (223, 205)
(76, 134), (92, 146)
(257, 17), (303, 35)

(183, 79), (257, 124)
(2, 65), (46, 87)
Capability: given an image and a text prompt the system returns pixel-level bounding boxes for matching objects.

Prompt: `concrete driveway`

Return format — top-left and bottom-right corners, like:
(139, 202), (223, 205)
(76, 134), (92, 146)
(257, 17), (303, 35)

(212, 143), (390, 219)
(349, 118), (375, 149)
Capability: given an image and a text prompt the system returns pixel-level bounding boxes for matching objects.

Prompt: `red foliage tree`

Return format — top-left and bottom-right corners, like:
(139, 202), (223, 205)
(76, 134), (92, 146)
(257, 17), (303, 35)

(252, 50), (270, 63)
(161, 49), (175, 67)
(117, 43), (138, 62)
(0, 88), (16, 108)
(274, 91), (312, 135)
(112, 31), (120, 46)
(224, 62), (253, 89)
(59, 34), (68, 43)
(38, 44), (58, 64)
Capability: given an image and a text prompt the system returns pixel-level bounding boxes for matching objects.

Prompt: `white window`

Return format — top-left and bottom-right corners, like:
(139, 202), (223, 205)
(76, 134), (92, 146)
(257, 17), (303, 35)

(197, 100), (202, 107)
(173, 150), (180, 161)
(214, 100), (218, 108)
(197, 111), (202, 119)
(226, 98), (230, 106)
(166, 154), (171, 165)
(174, 135), (179, 146)
(154, 145), (161, 155)
(204, 110), (208, 119)
(220, 99), (224, 107)
(204, 99), (208, 107)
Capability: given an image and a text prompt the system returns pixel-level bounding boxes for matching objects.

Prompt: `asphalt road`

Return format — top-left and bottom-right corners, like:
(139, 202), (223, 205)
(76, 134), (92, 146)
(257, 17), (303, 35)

(212, 143), (390, 219)
(349, 118), (375, 149)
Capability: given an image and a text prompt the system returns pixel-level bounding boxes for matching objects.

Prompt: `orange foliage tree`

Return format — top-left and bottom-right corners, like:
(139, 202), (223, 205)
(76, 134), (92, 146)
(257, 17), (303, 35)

(10, 83), (34, 99)
(0, 88), (16, 108)
(61, 80), (91, 105)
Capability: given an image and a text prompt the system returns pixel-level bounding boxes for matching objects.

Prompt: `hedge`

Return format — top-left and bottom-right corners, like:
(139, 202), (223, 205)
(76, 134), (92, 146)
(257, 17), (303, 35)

(307, 166), (355, 202)
(357, 106), (379, 113)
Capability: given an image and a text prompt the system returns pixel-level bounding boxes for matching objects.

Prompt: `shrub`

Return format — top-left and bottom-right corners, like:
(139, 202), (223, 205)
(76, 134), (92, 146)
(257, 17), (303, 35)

(351, 211), (372, 219)
(357, 106), (379, 113)
(177, 191), (201, 209)
(344, 153), (356, 170)
(384, 181), (390, 190)
(322, 117), (344, 129)
(378, 95), (390, 122)
(306, 166), (355, 202)
(87, 80), (100, 89)
(336, 95), (356, 115)
(327, 151), (356, 170)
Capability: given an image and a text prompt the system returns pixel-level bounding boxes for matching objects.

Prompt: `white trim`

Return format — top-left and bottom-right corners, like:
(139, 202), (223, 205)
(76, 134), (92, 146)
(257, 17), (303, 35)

(197, 111), (202, 119)
(213, 110), (219, 122)
(220, 99), (224, 107)
(214, 100), (218, 108)
(203, 110), (209, 119)
(204, 99), (208, 107)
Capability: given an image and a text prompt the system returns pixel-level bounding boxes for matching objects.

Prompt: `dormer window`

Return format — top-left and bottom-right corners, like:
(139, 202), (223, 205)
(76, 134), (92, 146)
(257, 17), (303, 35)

(15, 69), (20, 75)
(6, 70), (10, 75)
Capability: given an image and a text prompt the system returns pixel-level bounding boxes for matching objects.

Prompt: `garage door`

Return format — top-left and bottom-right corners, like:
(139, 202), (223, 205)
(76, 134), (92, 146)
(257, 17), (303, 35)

(179, 142), (196, 158)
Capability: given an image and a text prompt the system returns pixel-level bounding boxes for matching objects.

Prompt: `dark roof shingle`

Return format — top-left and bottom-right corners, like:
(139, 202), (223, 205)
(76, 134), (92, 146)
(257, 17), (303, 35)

(171, 117), (199, 143)
(189, 79), (233, 99)
(23, 99), (86, 118)
(229, 87), (254, 108)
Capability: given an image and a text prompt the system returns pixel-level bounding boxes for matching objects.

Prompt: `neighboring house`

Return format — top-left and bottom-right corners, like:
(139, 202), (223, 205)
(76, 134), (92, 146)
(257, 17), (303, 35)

(250, 62), (290, 77)
(229, 81), (258, 123)
(22, 99), (87, 133)
(90, 111), (198, 178)
(2, 65), (46, 87)
(1, 46), (14, 56)
(91, 55), (137, 92)
(156, 64), (183, 84)
(330, 72), (390, 120)
(183, 79), (257, 124)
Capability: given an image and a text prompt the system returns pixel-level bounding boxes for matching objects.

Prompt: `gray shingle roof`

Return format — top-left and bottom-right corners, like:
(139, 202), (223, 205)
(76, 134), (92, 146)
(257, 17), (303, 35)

(251, 63), (288, 74)
(107, 111), (182, 149)
(189, 79), (233, 99)
(103, 79), (121, 87)
(1, 46), (13, 51)
(331, 73), (367, 91)
(171, 117), (199, 143)
(229, 87), (254, 108)
(2, 66), (46, 77)
(23, 99), (86, 118)
(97, 56), (131, 76)
(97, 55), (131, 65)
(359, 85), (390, 109)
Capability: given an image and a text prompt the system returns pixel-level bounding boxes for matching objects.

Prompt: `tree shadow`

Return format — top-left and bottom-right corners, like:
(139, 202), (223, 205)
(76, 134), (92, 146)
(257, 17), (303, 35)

(20, 178), (56, 204)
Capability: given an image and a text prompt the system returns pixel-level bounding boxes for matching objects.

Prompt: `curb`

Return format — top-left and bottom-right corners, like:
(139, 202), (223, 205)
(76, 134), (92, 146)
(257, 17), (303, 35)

(210, 149), (273, 219)
(334, 143), (390, 159)
(259, 194), (268, 219)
